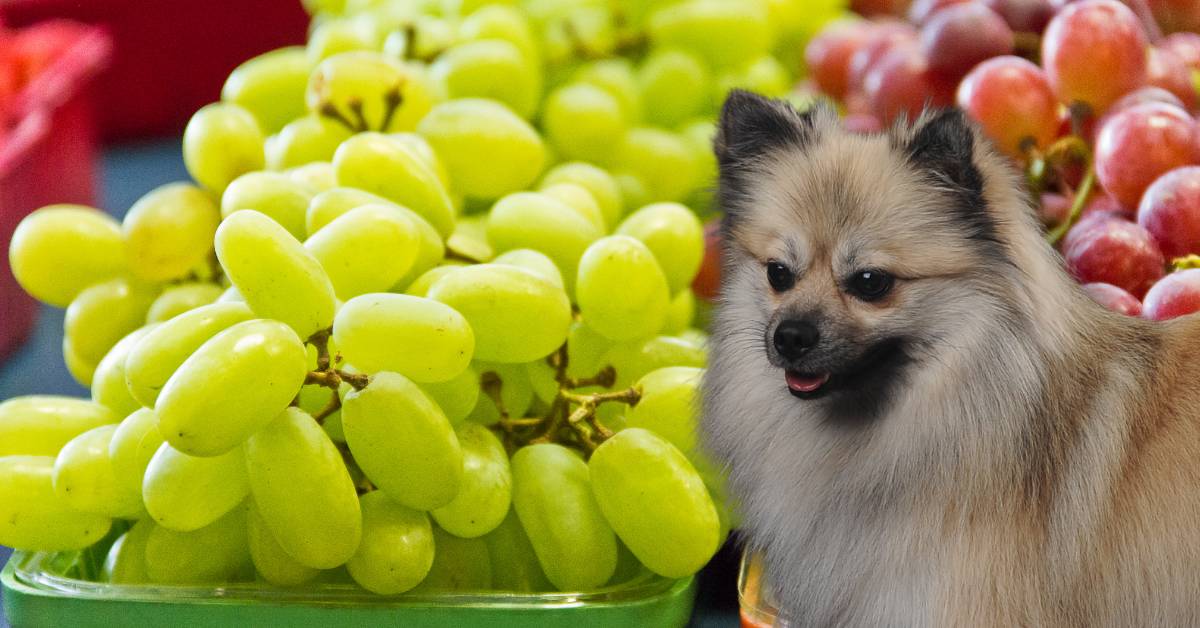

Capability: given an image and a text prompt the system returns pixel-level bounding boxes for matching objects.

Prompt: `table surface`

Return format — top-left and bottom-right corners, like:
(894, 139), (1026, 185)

(0, 139), (739, 627)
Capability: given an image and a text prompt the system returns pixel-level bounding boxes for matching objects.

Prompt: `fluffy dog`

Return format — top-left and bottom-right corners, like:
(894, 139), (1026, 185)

(701, 90), (1200, 626)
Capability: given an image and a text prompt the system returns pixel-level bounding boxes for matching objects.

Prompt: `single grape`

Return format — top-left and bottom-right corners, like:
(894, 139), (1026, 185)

(183, 102), (265, 195)
(626, 366), (704, 456)
(245, 407), (362, 569)
(431, 422), (511, 538)
(64, 278), (157, 369)
(1163, 32), (1200, 71)
(457, 5), (539, 62)
(390, 132), (452, 189)
(146, 283), (221, 323)
(90, 326), (153, 419)
(921, 3), (1014, 80)
(484, 509), (553, 592)
(1081, 282), (1143, 316)
(156, 319), (308, 457)
(663, 289), (696, 335)
(846, 21), (918, 95)
(540, 162), (623, 231)
(1146, 47), (1198, 111)
(1138, 167), (1200, 259)
(617, 202), (704, 295)
(304, 203), (418, 299)
(123, 182), (221, 282)
(491, 249), (565, 290)
(215, 209), (338, 339)
(52, 424), (143, 518)
(142, 442), (249, 532)
(647, 0), (770, 70)
(577, 236), (671, 342)
(429, 39), (540, 118)
(247, 502), (321, 586)
(413, 524), (493, 592)
(419, 365), (480, 426)
(805, 19), (872, 101)
(221, 171), (315, 241)
(102, 519), (153, 584)
(605, 335), (707, 388)
(287, 161), (337, 192)
(1041, 0), (1148, 113)
(144, 504), (253, 584)
(222, 46), (313, 134)
(638, 48), (710, 127)
(306, 51), (433, 133)
(404, 264), (465, 298)
(332, 132), (456, 237)
(536, 182), (606, 232)
(333, 293), (475, 382)
(1065, 219), (1166, 298)
(0, 455), (111, 551)
(8, 204), (125, 307)
(346, 491), (435, 594)
(864, 46), (955, 124)
(428, 264), (572, 363)
(306, 16), (379, 62)
(957, 56), (1059, 159)
(1143, 269), (1200, 321)
(572, 59), (643, 124)
(63, 336), (97, 387)
(0, 396), (118, 457)
(486, 191), (603, 293)
(265, 115), (354, 171)
(510, 443), (618, 591)
(108, 407), (164, 500)
(416, 98), (547, 201)
(611, 127), (701, 204)
(1094, 103), (1200, 210)
(982, 0), (1054, 33)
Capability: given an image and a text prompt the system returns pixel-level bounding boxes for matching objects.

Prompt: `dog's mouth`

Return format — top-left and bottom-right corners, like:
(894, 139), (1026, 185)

(781, 338), (910, 402)
(785, 371), (831, 398)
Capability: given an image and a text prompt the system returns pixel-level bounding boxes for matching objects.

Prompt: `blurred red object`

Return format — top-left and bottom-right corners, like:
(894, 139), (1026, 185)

(0, 24), (110, 361)
(0, 0), (308, 141)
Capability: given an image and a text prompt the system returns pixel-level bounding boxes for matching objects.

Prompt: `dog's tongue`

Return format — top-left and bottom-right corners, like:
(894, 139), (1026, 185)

(786, 371), (831, 393)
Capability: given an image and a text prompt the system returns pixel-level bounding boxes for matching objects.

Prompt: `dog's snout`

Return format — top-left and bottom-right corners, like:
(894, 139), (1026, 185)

(774, 320), (820, 360)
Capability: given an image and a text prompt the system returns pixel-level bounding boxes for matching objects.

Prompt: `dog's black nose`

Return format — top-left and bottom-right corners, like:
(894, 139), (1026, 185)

(774, 320), (819, 360)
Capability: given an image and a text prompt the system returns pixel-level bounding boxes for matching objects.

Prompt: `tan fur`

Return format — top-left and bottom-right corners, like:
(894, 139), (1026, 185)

(702, 102), (1200, 626)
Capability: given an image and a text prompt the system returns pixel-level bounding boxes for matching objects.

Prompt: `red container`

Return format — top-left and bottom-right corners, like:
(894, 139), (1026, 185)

(0, 25), (111, 361)
(0, 0), (309, 141)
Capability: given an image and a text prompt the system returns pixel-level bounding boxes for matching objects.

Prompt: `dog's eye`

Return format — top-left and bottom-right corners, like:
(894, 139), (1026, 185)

(847, 270), (894, 301)
(766, 261), (794, 292)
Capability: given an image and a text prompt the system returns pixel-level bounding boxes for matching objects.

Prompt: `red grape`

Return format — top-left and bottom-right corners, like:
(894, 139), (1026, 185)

(1137, 166), (1200, 259)
(1041, 0), (1149, 113)
(805, 20), (873, 101)
(1146, 47), (1197, 111)
(921, 4), (1015, 80)
(907, 0), (970, 24)
(1148, 0), (1200, 35)
(982, 0), (1055, 33)
(1083, 192), (1133, 218)
(1060, 209), (1126, 253)
(1162, 32), (1200, 71)
(846, 22), (918, 95)
(1094, 103), (1200, 209)
(1081, 282), (1143, 315)
(864, 47), (954, 124)
(1142, 269), (1200, 320)
(957, 56), (1059, 158)
(1064, 218), (1165, 297)
(1106, 86), (1187, 116)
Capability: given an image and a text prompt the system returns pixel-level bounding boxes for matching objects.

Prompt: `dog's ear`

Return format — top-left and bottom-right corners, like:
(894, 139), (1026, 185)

(902, 109), (996, 243)
(714, 90), (821, 168)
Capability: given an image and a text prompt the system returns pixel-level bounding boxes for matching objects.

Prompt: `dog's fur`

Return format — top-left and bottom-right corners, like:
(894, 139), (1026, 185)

(701, 90), (1200, 626)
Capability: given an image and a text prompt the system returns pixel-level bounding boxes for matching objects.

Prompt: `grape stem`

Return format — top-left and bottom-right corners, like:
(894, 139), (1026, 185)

(378, 86), (404, 132)
(312, 394), (342, 425)
(1046, 164), (1096, 245)
(319, 102), (363, 133)
(305, 369), (369, 391)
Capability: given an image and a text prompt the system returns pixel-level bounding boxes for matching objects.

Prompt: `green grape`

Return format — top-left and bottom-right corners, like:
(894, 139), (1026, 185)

(413, 524), (492, 592)
(248, 502), (321, 586)
(467, 361), (534, 424)
(103, 518), (153, 583)
(222, 46), (313, 134)
(0, 456), (111, 551)
(343, 371), (463, 510)
(156, 319), (308, 457)
(125, 302), (254, 407)
(390, 132), (451, 189)
(612, 127), (700, 203)
(146, 283), (224, 323)
(307, 16), (381, 62)
(542, 82), (626, 164)
(715, 54), (790, 101)
(511, 443), (617, 591)
(245, 407), (362, 569)
(429, 39), (540, 118)
(334, 293), (474, 382)
(457, 5), (539, 62)
(122, 182), (221, 282)
(589, 427), (719, 578)
(8, 204), (125, 307)
(616, 202), (704, 294)
(221, 171), (315, 241)
(429, 264), (571, 363)
(287, 161), (338, 192)
(662, 288), (695, 335)
(565, 320), (614, 380)
(218, 286), (244, 303)
(431, 422), (511, 538)
(576, 235), (670, 342)
(679, 119), (718, 213)
(484, 509), (553, 592)
(346, 491), (435, 594)
(91, 326), (154, 418)
(540, 182), (605, 232)
(215, 209), (337, 339)
(419, 365), (479, 425)
(404, 264), (465, 297)
(144, 504), (253, 584)
(109, 407), (164, 500)
(53, 424), (143, 518)
(305, 203), (418, 299)
(525, 358), (559, 404)
(0, 396), (119, 456)
(638, 48), (710, 127)
(381, 13), (456, 61)
(332, 133), (455, 237)
(416, 98), (546, 200)
(491, 248), (564, 290)
(606, 335), (706, 388)
(647, 0), (771, 71)
(543, 7), (618, 66)
(678, 327), (708, 348)
(486, 191), (602, 292)
(446, 216), (495, 263)
(64, 277), (157, 368)
(183, 102), (265, 195)
(62, 336), (97, 387)
(625, 366), (702, 456)
(307, 51), (433, 132)
(609, 538), (650, 586)
(615, 172), (650, 213)
(540, 162), (622, 231)
(143, 443), (250, 531)
(265, 115), (354, 170)
(573, 59), (642, 124)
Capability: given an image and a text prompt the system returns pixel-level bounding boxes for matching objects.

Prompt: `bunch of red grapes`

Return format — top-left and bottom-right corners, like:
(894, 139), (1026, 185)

(804, 0), (1200, 320)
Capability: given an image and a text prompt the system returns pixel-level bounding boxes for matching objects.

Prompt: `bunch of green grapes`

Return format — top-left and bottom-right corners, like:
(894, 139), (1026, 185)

(0, 0), (847, 597)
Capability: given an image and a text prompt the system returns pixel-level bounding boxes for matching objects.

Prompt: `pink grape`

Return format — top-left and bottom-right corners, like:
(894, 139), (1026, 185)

(1094, 103), (1200, 209)
(1137, 166), (1200, 259)
(1146, 47), (1197, 110)
(983, 0), (1055, 33)
(1081, 282), (1143, 316)
(1041, 0), (1149, 113)
(1142, 269), (1200, 321)
(956, 56), (1058, 158)
(921, 4), (1015, 80)
(806, 20), (873, 101)
(1064, 218), (1165, 297)
(1060, 210), (1125, 254)
(907, 0), (971, 24)
(864, 47), (955, 124)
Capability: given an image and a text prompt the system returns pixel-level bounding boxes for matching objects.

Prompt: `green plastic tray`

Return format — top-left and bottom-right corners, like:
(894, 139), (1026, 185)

(2, 546), (696, 627)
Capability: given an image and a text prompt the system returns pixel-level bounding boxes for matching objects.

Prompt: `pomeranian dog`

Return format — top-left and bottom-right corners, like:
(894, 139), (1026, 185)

(701, 90), (1200, 626)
